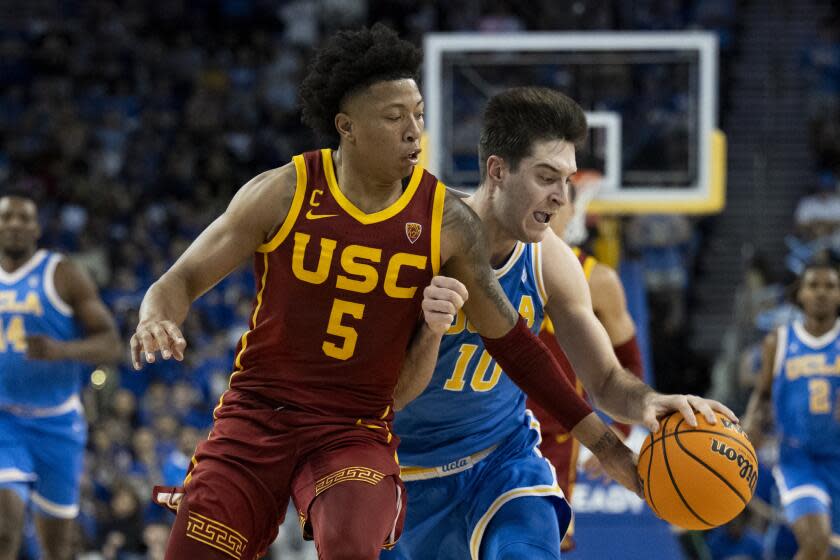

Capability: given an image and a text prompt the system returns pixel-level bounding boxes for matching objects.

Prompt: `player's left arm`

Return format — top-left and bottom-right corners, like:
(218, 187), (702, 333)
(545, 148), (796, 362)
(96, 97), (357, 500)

(25, 258), (121, 364)
(590, 263), (637, 351)
(742, 330), (777, 448)
(393, 276), (468, 410)
(541, 231), (736, 430)
(589, 262), (643, 440)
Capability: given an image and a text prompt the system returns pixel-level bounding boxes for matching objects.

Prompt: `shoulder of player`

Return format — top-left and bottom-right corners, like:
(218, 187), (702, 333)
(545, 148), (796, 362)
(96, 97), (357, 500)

(235, 163), (297, 207)
(761, 329), (779, 356)
(588, 262), (624, 309)
(441, 189), (485, 249)
(227, 162), (298, 232)
(539, 229), (579, 276)
(52, 256), (97, 306)
(538, 230), (589, 304)
(444, 185), (471, 200)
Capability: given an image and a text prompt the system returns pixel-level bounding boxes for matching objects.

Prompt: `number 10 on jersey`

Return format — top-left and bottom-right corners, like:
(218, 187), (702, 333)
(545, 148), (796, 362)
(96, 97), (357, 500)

(443, 344), (504, 392)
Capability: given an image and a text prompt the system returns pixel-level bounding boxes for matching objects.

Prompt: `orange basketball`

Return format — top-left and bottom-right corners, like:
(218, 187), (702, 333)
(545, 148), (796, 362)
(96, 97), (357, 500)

(637, 411), (757, 530)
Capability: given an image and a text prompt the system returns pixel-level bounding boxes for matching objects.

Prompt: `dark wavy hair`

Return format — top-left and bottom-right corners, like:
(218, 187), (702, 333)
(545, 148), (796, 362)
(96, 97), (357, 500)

(478, 87), (588, 181)
(299, 24), (422, 145)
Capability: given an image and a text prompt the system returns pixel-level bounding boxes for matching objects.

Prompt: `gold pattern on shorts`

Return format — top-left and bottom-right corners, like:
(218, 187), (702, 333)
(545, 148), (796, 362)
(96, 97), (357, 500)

(314, 466), (385, 496)
(186, 511), (248, 559)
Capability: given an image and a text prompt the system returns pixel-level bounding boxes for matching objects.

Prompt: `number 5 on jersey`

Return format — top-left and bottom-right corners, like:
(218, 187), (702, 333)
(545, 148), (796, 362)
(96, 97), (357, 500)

(323, 299), (364, 360)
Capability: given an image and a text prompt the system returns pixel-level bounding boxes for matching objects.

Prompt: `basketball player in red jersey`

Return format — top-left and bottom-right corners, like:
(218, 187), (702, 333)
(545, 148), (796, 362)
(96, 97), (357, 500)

(528, 182), (645, 551)
(130, 26), (643, 560)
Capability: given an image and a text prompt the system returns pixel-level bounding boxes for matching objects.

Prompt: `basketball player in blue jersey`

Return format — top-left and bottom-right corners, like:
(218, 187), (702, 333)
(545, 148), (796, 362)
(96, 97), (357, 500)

(0, 191), (121, 560)
(744, 262), (840, 560)
(385, 87), (737, 560)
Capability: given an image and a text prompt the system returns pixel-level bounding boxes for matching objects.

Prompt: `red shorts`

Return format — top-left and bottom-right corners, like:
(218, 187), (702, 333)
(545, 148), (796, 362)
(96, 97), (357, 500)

(158, 389), (406, 558)
(539, 426), (579, 548)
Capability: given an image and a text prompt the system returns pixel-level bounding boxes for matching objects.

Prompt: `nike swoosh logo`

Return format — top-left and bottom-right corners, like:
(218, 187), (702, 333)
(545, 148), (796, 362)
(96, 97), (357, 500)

(306, 210), (339, 220)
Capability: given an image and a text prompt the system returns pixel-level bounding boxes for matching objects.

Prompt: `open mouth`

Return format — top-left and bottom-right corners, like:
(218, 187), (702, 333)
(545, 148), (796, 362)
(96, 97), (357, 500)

(406, 149), (421, 164)
(533, 211), (553, 224)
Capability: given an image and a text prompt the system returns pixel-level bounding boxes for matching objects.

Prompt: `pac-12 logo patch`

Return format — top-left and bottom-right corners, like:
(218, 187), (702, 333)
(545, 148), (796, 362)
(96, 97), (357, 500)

(405, 222), (422, 244)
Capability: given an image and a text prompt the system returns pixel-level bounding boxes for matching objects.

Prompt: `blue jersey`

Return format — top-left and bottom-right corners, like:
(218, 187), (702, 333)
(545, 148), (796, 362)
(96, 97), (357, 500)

(0, 250), (84, 409)
(772, 320), (840, 457)
(395, 241), (547, 466)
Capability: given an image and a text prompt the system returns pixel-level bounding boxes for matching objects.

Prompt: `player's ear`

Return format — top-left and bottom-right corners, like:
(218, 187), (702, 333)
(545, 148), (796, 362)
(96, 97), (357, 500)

(335, 113), (354, 143)
(486, 155), (506, 185)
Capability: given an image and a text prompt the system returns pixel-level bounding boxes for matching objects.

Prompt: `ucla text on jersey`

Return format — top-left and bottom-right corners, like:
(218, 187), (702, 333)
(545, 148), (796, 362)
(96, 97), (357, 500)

(395, 241), (547, 467)
(772, 320), (840, 456)
(0, 250), (84, 411)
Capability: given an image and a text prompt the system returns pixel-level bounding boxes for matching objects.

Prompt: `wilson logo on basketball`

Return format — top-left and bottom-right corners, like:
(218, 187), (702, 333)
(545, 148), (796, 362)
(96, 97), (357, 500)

(720, 418), (746, 435)
(710, 439), (758, 491)
(405, 222), (422, 244)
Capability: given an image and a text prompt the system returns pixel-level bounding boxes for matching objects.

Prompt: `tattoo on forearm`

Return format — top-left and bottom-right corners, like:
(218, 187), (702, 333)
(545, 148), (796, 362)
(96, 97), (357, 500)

(588, 429), (619, 454)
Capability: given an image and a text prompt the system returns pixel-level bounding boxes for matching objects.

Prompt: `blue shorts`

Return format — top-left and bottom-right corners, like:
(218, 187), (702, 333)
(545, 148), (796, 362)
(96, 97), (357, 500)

(384, 416), (571, 560)
(773, 448), (840, 553)
(0, 408), (86, 518)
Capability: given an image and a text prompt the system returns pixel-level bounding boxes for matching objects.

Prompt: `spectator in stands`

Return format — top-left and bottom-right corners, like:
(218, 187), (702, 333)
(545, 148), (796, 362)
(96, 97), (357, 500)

(802, 18), (840, 121)
(625, 213), (703, 394)
(161, 426), (202, 488)
(794, 172), (840, 241)
(98, 481), (146, 559)
(142, 523), (170, 560)
(710, 251), (783, 410)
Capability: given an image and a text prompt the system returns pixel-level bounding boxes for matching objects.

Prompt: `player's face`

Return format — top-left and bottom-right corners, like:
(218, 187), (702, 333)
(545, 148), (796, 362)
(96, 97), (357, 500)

(798, 268), (840, 319)
(498, 139), (576, 242)
(340, 79), (424, 182)
(0, 197), (40, 259)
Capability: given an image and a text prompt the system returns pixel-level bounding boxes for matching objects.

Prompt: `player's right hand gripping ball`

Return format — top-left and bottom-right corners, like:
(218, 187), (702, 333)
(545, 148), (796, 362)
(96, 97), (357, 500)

(637, 411), (757, 530)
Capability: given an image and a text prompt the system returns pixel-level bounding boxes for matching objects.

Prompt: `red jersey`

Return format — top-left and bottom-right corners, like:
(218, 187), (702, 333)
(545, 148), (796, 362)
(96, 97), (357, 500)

(227, 149), (445, 418)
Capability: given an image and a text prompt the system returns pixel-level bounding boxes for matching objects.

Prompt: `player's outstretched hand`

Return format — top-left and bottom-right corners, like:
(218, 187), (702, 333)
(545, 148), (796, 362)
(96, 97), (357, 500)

(422, 276), (468, 336)
(130, 320), (187, 370)
(641, 393), (738, 432)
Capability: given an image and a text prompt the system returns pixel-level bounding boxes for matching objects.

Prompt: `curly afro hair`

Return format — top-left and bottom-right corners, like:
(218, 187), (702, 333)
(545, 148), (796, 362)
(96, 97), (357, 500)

(299, 24), (422, 145)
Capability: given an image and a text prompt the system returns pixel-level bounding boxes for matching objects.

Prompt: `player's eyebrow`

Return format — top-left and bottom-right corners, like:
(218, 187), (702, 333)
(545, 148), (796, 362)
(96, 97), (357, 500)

(382, 100), (424, 110)
(534, 162), (577, 176)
